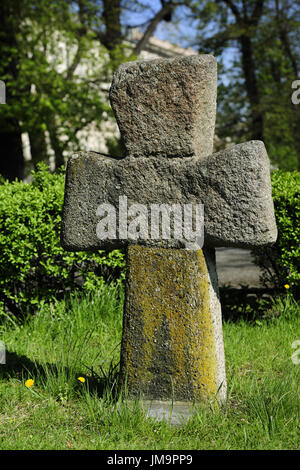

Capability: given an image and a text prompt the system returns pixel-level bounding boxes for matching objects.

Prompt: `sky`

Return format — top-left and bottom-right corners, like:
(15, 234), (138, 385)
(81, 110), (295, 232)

(122, 0), (200, 49)
(121, 0), (236, 85)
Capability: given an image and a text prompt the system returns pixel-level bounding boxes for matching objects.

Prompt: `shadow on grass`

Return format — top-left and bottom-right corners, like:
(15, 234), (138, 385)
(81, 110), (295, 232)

(0, 351), (39, 380)
(219, 285), (282, 323)
(0, 350), (121, 401)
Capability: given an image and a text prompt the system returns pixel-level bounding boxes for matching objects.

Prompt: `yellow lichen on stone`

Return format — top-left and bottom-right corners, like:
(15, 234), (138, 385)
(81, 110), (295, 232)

(120, 245), (218, 401)
(191, 250), (218, 397)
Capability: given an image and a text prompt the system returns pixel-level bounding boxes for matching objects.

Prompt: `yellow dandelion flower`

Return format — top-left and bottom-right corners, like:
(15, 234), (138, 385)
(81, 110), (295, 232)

(77, 376), (85, 383)
(25, 379), (34, 388)
(284, 284), (290, 289)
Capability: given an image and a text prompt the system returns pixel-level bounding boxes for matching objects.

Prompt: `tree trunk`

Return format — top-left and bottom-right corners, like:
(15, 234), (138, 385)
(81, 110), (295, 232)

(239, 34), (264, 141)
(102, 0), (122, 52)
(0, 120), (24, 181)
(0, 0), (25, 180)
(275, 0), (298, 77)
(28, 129), (49, 169)
(48, 123), (65, 169)
(134, 3), (173, 57)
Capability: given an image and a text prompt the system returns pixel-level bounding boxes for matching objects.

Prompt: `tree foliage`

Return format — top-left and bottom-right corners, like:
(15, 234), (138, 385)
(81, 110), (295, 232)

(0, 0), (184, 180)
(0, 163), (125, 317)
(191, 0), (300, 169)
(251, 169), (300, 292)
(2, 1), (128, 178)
(1, 0), (299, 179)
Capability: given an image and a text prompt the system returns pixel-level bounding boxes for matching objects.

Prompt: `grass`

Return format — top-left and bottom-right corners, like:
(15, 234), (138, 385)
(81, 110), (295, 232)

(0, 284), (299, 450)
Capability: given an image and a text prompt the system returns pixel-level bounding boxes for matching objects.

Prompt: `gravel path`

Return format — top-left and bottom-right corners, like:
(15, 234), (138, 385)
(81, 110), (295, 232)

(216, 247), (262, 288)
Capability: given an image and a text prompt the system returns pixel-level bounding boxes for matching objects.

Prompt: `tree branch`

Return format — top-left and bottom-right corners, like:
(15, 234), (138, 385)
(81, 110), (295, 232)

(133, 1), (174, 56)
(66, 42), (84, 80)
(275, 0), (298, 75)
(66, 1), (87, 80)
(250, 0), (264, 26)
(221, 0), (241, 21)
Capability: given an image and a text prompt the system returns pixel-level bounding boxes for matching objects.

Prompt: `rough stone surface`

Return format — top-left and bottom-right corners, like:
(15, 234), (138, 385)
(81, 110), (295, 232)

(118, 401), (200, 425)
(61, 54), (277, 406)
(109, 55), (217, 159)
(142, 401), (198, 425)
(120, 245), (226, 402)
(61, 140), (277, 251)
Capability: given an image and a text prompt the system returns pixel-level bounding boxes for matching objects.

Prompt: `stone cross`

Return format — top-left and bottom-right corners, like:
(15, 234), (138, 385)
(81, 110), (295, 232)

(61, 55), (277, 406)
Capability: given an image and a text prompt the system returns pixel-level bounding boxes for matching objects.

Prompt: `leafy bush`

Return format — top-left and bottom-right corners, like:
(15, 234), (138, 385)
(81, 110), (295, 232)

(251, 170), (299, 294)
(0, 164), (125, 316)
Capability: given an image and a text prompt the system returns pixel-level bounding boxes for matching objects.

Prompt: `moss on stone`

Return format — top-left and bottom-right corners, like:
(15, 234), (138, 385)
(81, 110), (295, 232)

(120, 245), (218, 401)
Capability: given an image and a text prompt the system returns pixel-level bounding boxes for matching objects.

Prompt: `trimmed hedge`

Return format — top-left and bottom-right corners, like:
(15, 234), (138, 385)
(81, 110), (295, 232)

(0, 165), (298, 316)
(251, 170), (299, 293)
(0, 164), (125, 316)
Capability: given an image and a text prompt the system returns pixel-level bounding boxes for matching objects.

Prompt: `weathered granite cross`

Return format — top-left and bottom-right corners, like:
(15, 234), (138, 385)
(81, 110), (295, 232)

(61, 55), (277, 406)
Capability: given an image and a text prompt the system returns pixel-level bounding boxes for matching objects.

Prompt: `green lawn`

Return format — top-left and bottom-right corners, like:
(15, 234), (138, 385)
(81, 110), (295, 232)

(0, 285), (299, 450)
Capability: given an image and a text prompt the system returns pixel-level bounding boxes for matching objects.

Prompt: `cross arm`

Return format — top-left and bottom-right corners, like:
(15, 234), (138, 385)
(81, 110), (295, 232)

(61, 140), (277, 251)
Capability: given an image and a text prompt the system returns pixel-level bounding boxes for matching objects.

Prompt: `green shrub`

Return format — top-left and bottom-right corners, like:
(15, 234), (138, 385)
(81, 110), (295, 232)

(0, 164), (125, 316)
(251, 170), (300, 293)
